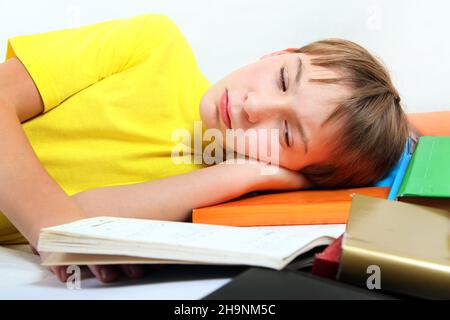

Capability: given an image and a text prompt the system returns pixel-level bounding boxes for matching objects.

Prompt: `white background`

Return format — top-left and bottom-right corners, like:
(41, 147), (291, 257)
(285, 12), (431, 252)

(0, 0), (449, 113)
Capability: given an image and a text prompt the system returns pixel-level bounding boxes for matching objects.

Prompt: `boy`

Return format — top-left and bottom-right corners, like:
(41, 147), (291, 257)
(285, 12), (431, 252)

(0, 14), (409, 282)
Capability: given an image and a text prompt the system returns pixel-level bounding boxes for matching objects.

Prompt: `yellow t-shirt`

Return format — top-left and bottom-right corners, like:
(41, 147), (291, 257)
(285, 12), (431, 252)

(0, 14), (211, 244)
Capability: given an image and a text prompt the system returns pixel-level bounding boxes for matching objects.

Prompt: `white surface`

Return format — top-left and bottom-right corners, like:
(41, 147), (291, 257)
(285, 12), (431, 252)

(0, 245), (235, 300)
(0, 0), (449, 113)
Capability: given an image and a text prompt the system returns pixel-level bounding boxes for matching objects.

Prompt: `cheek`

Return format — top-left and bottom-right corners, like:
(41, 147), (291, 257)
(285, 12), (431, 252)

(225, 128), (281, 164)
(272, 138), (310, 169)
(277, 151), (304, 170)
(228, 63), (266, 90)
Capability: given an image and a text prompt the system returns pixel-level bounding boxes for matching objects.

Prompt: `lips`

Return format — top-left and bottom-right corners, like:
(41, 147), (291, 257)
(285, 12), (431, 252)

(219, 89), (232, 129)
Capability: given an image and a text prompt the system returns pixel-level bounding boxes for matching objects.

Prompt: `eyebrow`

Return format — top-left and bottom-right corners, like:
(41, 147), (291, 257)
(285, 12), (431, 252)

(292, 57), (309, 154)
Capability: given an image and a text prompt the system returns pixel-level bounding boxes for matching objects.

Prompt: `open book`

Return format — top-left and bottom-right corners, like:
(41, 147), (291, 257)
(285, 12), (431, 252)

(38, 217), (345, 270)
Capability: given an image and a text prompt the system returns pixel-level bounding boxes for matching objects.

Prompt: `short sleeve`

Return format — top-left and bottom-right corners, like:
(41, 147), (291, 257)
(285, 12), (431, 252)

(5, 14), (178, 113)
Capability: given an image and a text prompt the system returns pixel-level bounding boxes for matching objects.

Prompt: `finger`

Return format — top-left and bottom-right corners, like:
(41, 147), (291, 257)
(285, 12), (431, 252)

(51, 265), (94, 282)
(120, 264), (146, 279)
(50, 265), (69, 283)
(88, 264), (120, 283)
(277, 168), (312, 189)
(270, 169), (313, 190)
(291, 172), (313, 189)
(79, 266), (95, 279)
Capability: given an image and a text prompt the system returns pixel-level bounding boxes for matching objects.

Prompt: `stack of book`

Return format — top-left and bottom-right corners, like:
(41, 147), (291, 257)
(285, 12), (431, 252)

(338, 135), (450, 299)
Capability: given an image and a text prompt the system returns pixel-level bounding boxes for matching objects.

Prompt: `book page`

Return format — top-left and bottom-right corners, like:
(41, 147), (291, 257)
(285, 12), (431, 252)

(40, 217), (345, 260)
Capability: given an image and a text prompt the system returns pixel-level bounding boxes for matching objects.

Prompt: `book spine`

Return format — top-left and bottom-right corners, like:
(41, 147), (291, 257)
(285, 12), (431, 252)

(312, 235), (343, 279)
(387, 137), (416, 200)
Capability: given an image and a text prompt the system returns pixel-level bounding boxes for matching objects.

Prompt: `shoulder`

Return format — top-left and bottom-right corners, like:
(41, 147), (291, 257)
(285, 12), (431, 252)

(135, 14), (183, 37)
(133, 14), (193, 55)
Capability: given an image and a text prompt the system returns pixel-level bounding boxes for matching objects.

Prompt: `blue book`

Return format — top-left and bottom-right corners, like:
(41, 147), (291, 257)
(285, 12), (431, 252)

(373, 136), (417, 200)
(387, 137), (417, 200)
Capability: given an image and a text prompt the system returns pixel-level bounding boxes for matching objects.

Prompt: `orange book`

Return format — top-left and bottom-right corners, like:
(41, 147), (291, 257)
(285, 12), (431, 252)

(192, 187), (389, 226)
(407, 111), (450, 136)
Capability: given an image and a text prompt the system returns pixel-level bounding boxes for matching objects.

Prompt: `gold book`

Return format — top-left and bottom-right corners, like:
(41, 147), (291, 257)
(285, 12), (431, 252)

(338, 195), (450, 299)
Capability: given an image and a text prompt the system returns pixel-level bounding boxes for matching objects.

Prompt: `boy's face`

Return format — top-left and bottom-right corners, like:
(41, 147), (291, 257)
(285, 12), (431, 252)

(199, 51), (352, 170)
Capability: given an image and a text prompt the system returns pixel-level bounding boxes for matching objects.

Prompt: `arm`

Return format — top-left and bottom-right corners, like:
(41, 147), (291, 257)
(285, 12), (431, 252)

(65, 160), (308, 283)
(72, 160), (310, 222)
(0, 58), (88, 247)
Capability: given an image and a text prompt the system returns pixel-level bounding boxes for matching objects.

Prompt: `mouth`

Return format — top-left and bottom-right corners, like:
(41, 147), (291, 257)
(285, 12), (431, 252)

(219, 89), (232, 129)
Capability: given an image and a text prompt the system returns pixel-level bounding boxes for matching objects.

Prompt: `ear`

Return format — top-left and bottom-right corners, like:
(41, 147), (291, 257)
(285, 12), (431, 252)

(260, 47), (297, 60)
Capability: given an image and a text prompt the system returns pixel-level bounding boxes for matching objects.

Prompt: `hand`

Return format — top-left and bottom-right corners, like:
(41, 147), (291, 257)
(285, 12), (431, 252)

(30, 245), (147, 283)
(219, 158), (312, 192)
(256, 163), (313, 191)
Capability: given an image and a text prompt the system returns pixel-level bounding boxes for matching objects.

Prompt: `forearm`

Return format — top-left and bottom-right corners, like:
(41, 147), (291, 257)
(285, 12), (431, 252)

(72, 162), (267, 222)
(0, 100), (87, 246)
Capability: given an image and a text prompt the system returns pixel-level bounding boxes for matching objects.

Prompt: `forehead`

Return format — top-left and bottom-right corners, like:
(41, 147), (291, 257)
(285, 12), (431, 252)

(297, 53), (347, 80)
(294, 54), (352, 114)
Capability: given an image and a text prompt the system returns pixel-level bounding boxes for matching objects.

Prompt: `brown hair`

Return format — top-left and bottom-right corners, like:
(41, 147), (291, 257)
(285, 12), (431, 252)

(293, 39), (410, 188)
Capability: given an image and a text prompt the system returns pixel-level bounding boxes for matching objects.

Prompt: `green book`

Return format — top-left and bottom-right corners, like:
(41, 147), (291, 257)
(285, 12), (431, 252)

(397, 136), (450, 209)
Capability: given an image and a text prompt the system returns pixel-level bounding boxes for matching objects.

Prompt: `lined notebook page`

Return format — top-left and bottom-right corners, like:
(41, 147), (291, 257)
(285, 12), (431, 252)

(40, 217), (345, 259)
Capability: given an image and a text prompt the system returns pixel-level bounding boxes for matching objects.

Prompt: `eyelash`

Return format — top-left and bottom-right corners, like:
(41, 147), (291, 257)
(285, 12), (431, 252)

(280, 67), (290, 147)
(279, 67), (287, 92)
(284, 120), (290, 147)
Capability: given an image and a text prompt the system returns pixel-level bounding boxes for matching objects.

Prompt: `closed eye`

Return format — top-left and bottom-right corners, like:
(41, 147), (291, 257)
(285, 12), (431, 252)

(284, 120), (291, 147)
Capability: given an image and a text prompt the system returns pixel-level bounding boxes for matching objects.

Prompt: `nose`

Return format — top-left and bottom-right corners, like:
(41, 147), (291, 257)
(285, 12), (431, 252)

(242, 91), (290, 123)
